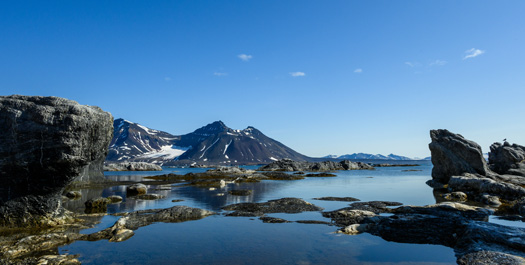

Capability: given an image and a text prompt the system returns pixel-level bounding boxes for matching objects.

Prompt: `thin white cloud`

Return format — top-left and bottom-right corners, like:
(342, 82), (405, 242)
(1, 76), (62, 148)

(463, 48), (485, 60)
(238, 54), (252, 62)
(213, 72), (228, 76)
(290, 72), (305, 77)
(429, 60), (447, 66)
(164, 77), (172, 81)
(354, 68), (363, 73)
(405, 62), (421, 67)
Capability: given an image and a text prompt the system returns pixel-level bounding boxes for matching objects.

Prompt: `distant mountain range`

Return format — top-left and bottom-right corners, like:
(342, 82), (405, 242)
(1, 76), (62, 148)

(107, 119), (310, 165)
(323, 153), (425, 160)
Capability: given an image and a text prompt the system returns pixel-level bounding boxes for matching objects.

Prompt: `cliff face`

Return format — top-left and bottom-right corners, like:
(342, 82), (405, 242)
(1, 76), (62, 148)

(0, 95), (113, 227)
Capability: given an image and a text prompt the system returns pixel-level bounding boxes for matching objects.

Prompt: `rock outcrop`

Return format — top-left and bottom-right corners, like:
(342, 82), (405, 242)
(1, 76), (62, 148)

(429, 129), (489, 183)
(0, 95), (113, 227)
(104, 162), (162, 171)
(489, 142), (525, 177)
(222, 198), (323, 217)
(429, 129), (525, 214)
(333, 202), (525, 264)
(258, 158), (374, 171)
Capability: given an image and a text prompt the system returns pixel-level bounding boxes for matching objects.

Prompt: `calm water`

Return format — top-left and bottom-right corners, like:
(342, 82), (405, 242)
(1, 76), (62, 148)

(59, 160), (515, 264)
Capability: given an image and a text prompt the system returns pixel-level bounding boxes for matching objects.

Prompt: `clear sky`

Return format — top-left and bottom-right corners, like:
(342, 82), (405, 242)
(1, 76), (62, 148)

(1, 1), (524, 158)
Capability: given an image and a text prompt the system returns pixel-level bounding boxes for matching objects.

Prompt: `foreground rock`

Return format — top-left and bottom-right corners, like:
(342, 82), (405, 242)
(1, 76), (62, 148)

(258, 158), (374, 171)
(0, 95), (113, 227)
(104, 162), (162, 171)
(332, 202), (525, 264)
(223, 198), (323, 217)
(1, 205), (215, 261)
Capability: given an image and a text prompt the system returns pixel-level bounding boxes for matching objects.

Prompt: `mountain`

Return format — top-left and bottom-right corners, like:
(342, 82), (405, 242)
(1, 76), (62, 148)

(326, 153), (414, 160)
(106, 119), (310, 165)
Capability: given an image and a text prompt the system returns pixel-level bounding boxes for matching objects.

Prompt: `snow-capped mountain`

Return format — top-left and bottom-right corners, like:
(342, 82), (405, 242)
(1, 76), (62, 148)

(323, 153), (414, 160)
(106, 119), (310, 165)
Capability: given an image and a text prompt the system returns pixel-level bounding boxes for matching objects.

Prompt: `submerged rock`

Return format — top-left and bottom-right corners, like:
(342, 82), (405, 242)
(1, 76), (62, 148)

(228, 190), (252, 196)
(258, 158), (373, 172)
(0, 95), (113, 227)
(126, 183), (148, 196)
(84, 197), (110, 214)
(104, 162), (162, 171)
(87, 206), (215, 242)
(223, 198), (323, 215)
(313, 197), (360, 202)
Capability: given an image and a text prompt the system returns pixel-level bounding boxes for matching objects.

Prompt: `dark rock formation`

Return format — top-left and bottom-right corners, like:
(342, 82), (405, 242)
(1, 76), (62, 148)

(228, 190), (252, 196)
(222, 198), (323, 216)
(333, 202), (525, 263)
(84, 197), (110, 214)
(489, 142), (525, 177)
(313, 197), (360, 202)
(258, 158), (374, 171)
(104, 162), (162, 171)
(126, 183), (148, 196)
(0, 95), (113, 227)
(429, 129), (489, 183)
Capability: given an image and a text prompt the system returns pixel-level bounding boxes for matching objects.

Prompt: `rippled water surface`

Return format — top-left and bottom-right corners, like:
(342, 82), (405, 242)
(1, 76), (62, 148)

(61, 161), (464, 264)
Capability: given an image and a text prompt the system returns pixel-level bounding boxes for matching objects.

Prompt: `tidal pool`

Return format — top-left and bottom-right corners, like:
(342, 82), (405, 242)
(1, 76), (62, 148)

(60, 161), (475, 264)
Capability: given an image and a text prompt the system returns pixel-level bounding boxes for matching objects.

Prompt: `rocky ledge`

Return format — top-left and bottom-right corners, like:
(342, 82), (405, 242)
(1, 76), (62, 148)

(428, 129), (525, 217)
(0, 95), (113, 227)
(329, 202), (525, 264)
(104, 162), (162, 171)
(258, 158), (374, 171)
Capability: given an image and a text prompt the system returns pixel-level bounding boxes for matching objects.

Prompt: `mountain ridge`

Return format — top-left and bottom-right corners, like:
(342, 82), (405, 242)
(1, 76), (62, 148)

(107, 119), (310, 165)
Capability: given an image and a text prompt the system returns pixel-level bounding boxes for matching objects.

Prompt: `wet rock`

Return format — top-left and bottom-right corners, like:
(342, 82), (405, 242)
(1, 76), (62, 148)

(171, 199), (184, 203)
(295, 220), (332, 225)
(207, 166), (255, 174)
(0, 232), (83, 260)
(36, 254), (81, 265)
(442, 191), (468, 202)
(107, 195), (123, 203)
(0, 95), (113, 227)
(489, 142), (525, 176)
(104, 162), (162, 171)
(372, 164), (420, 167)
(258, 158), (373, 172)
(225, 211), (264, 217)
(84, 197), (110, 214)
(429, 129), (489, 183)
(222, 198), (323, 215)
(481, 194), (501, 207)
(346, 201), (403, 214)
(304, 173), (337, 177)
(86, 206), (215, 242)
(136, 194), (165, 200)
(126, 183), (148, 196)
(457, 250), (525, 265)
(448, 174), (525, 201)
(260, 172), (305, 180)
(259, 216), (290, 223)
(338, 223), (373, 235)
(65, 191), (81, 199)
(322, 209), (377, 226)
(313, 197), (360, 202)
(228, 190), (252, 196)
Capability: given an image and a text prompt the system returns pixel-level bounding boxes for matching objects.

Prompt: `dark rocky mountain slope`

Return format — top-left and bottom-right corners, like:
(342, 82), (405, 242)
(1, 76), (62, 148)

(107, 119), (311, 165)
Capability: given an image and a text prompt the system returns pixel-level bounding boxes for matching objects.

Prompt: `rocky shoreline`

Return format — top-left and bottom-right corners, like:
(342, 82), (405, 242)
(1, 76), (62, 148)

(1, 95), (524, 264)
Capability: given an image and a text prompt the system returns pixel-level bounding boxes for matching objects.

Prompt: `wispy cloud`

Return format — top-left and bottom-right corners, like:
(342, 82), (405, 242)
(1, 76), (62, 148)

(290, 72), (305, 77)
(353, 68), (363, 73)
(429, 60), (447, 66)
(238, 54), (252, 62)
(463, 48), (485, 60)
(213, 72), (228, 76)
(164, 77), (172, 81)
(405, 62), (420, 67)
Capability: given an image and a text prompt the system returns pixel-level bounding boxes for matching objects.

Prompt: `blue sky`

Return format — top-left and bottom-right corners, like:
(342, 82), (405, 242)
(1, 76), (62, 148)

(1, 1), (524, 158)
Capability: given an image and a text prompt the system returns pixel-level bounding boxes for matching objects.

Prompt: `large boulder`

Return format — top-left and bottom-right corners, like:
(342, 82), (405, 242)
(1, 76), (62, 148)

(429, 129), (489, 183)
(489, 142), (525, 176)
(0, 95), (113, 227)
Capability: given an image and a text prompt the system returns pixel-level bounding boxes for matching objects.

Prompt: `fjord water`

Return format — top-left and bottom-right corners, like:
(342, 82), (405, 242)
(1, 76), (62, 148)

(61, 161), (459, 264)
